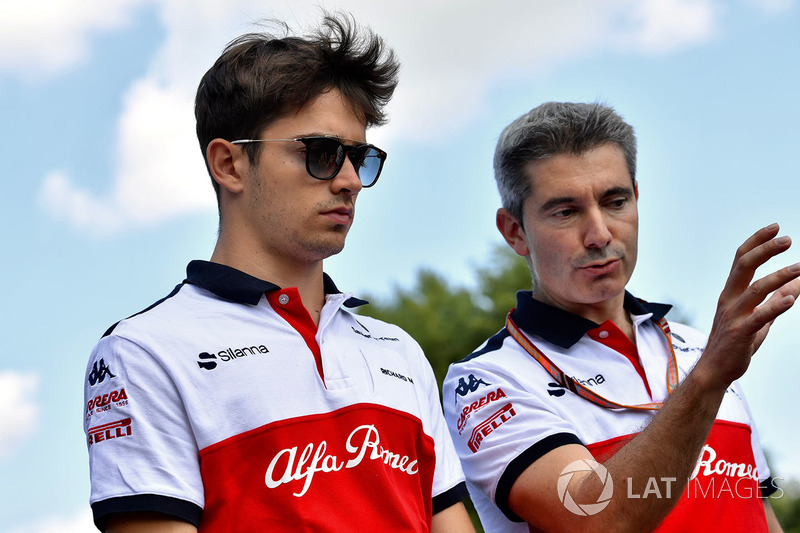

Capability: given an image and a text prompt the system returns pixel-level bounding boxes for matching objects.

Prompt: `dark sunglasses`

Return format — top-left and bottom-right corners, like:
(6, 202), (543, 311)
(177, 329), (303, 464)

(230, 136), (387, 187)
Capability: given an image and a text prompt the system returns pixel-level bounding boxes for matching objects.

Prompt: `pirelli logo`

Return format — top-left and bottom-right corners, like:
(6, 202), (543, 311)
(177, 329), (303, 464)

(468, 403), (516, 453)
(88, 418), (132, 446)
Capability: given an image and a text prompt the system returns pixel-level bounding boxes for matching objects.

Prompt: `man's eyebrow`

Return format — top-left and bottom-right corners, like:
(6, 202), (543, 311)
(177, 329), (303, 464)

(539, 196), (577, 212)
(601, 186), (635, 199)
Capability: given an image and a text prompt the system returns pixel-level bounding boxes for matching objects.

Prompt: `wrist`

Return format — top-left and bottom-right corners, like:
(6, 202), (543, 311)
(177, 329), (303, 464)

(684, 358), (730, 399)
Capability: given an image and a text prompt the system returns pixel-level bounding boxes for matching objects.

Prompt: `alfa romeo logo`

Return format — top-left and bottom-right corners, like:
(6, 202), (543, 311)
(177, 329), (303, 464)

(558, 459), (614, 516)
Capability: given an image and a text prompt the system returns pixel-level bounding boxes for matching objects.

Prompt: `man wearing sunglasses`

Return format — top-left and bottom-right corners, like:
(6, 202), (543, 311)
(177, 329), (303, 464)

(83, 14), (473, 533)
(442, 102), (798, 532)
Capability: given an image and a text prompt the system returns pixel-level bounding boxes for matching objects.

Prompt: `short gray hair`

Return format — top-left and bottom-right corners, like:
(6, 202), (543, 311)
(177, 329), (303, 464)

(493, 102), (637, 222)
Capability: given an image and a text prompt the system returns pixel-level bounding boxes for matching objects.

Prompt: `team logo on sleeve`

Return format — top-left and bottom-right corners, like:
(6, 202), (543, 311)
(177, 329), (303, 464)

(87, 358), (116, 386)
(454, 374), (491, 401)
(85, 388), (129, 419)
(468, 403), (517, 452)
(88, 418), (132, 446)
(456, 387), (507, 434)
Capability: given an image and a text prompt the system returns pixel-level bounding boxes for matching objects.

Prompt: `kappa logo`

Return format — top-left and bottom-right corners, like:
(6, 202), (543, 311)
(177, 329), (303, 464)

(197, 344), (269, 371)
(88, 358), (116, 387)
(454, 374), (491, 401)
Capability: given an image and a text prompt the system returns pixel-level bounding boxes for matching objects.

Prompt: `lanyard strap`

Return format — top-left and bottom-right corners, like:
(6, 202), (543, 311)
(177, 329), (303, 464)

(505, 311), (680, 411)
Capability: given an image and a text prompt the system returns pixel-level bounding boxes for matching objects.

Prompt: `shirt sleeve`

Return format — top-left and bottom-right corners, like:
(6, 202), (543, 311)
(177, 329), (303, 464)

(443, 355), (582, 521)
(84, 332), (203, 530)
(411, 340), (469, 513)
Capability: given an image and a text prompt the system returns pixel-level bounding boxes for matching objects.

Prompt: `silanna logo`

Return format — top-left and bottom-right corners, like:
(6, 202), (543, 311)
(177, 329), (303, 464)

(197, 344), (269, 370)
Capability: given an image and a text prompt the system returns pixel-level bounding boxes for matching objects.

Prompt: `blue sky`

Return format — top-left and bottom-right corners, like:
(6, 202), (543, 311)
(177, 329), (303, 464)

(1, 1), (798, 530)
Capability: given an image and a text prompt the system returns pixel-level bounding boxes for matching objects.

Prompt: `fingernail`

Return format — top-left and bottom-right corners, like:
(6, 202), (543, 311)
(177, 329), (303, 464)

(776, 236), (791, 246)
(766, 223), (779, 231)
(789, 263), (800, 273)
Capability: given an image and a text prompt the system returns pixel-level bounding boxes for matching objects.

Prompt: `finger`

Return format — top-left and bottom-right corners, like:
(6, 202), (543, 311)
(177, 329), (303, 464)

(738, 261), (800, 312)
(742, 274), (800, 336)
(731, 224), (780, 267)
(723, 233), (792, 297)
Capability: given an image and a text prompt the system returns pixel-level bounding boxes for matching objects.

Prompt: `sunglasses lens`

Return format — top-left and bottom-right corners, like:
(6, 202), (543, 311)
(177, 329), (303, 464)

(303, 137), (384, 186)
(355, 147), (383, 187)
(307, 138), (345, 179)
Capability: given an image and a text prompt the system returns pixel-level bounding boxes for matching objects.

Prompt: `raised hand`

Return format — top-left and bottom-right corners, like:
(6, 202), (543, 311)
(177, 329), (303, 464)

(698, 223), (800, 390)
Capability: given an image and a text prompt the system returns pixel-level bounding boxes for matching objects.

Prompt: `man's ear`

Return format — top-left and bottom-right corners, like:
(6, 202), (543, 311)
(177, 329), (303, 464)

(634, 180), (639, 200)
(496, 208), (530, 257)
(207, 139), (249, 194)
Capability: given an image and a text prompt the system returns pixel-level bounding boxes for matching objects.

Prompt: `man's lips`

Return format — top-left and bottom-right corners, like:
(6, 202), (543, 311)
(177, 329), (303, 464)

(321, 207), (353, 224)
(579, 258), (620, 275)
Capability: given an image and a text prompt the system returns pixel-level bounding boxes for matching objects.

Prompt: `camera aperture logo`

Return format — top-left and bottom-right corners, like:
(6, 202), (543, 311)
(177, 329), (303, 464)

(558, 459), (614, 516)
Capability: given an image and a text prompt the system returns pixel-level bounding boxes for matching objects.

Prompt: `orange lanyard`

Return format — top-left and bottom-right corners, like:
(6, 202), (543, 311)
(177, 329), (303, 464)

(505, 311), (680, 411)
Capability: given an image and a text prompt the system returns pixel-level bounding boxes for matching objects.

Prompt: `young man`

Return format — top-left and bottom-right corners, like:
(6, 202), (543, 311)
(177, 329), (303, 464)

(443, 102), (799, 532)
(84, 15), (473, 532)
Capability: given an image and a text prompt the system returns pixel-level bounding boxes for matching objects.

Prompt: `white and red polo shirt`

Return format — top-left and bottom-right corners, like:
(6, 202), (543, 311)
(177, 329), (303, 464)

(84, 260), (467, 532)
(443, 291), (776, 532)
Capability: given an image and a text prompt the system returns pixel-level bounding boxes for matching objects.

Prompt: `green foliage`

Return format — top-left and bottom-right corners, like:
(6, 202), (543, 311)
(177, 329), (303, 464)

(361, 246), (530, 391)
(359, 245), (530, 532)
(771, 479), (800, 532)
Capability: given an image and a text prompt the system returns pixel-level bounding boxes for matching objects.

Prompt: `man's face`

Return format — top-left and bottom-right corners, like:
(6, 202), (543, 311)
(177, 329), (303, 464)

(498, 143), (639, 315)
(239, 88), (367, 265)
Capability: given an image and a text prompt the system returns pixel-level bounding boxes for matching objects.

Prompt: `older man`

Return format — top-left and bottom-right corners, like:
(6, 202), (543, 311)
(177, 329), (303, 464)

(443, 101), (798, 532)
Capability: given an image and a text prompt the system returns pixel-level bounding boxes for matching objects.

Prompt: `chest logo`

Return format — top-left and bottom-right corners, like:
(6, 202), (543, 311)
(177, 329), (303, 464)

(197, 344), (269, 371)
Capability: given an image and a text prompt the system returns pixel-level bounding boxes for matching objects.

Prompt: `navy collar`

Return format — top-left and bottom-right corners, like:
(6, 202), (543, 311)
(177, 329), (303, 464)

(185, 260), (367, 308)
(511, 290), (672, 349)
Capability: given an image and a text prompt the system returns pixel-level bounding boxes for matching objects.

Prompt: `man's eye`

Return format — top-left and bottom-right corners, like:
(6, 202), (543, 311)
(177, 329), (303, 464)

(608, 198), (627, 208)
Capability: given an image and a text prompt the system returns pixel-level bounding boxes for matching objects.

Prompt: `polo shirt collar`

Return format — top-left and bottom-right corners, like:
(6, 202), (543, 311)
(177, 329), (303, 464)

(185, 260), (367, 308)
(511, 290), (672, 349)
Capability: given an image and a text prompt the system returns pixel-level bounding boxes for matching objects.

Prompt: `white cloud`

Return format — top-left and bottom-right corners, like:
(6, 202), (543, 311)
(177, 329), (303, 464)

(744, 0), (796, 14)
(613, 0), (718, 54)
(0, 0), (146, 79)
(33, 0), (736, 234)
(0, 372), (39, 460)
(7, 508), (94, 533)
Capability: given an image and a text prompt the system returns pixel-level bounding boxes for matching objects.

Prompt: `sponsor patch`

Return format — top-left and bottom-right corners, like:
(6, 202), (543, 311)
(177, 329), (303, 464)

(454, 374), (491, 401)
(87, 358), (116, 386)
(88, 418), (132, 446)
(468, 403), (517, 453)
(85, 388), (129, 419)
(457, 387), (506, 434)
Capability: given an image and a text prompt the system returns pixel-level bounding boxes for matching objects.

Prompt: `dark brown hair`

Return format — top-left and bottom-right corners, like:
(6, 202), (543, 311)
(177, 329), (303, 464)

(195, 13), (400, 198)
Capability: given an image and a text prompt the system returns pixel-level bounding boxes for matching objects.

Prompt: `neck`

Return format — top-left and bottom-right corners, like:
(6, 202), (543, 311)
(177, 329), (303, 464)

(210, 242), (326, 326)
